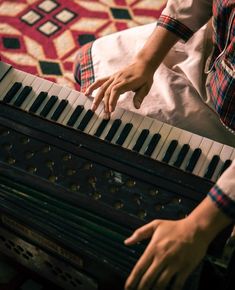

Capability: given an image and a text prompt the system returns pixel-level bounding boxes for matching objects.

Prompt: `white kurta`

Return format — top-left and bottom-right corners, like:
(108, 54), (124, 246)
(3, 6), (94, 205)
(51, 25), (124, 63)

(91, 22), (235, 147)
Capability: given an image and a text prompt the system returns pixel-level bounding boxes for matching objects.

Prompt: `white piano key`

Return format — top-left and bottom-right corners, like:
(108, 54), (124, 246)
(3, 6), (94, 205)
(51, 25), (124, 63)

(111, 110), (134, 144)
(72, 97), (94, 129)
(0, 61), (12, 81)
(83, 103), (104, 134)
(156, 127), (182, 161)
(119, 113), (144, 148)
(198, 141), (223, 178)
(99, 107), (125, 140)
(61, 93), (88, 126)
(0, 69), (29, 100)
(38, 83), (66, 118)
(139, 119), (163, 155)
(150, 123), (172, 159)
(127, 116), (154, 150)
(213, 144), (234, 181)
(230, 149), (235, 161)
(20, 77), (45, 110)
(24, 79), (54, 111)
(180, 134), (203, 171)
(0, 68), (19, 97)
(87, 105), (106, 135)
(8, 74), (36, 105)
(169, 130), (192, 166)
(191, 137), (213, 175)
(57, 89), (79, 123)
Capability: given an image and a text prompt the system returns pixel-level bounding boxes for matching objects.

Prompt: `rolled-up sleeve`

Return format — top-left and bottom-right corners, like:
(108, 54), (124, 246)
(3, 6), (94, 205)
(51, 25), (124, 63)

(208, 159), (235, 220)
(157, 0), (213, 41)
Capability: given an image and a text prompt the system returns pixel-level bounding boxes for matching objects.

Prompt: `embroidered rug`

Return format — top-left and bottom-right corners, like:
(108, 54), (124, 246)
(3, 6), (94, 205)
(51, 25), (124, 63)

(0, 0), (166, 90)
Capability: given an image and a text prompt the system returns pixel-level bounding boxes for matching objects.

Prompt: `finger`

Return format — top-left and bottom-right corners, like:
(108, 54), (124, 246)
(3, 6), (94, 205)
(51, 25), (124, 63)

(124, 220), (161, 245)
(85, 77), (109, 96)
(108, 79), (143, 112)
(103, 79), (123, 113)
(91, 78), (114, 111)
(137, 259), (166, 290)
(151, 268), (176, 290)
(125, 247), (154, 290)
(108, 81), (127, 112)
(133, 84), (149, 109)
(103, 92), (110, 114)
(171, 271), (189, 290)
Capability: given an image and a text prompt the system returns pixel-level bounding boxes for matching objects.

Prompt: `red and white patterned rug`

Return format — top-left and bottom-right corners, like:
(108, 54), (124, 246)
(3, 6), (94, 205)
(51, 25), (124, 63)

(0, 0), (166, 90)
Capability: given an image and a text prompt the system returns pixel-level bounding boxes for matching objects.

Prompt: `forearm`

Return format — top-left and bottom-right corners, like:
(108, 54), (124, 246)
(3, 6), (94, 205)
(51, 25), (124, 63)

(135, 26), (180, 71)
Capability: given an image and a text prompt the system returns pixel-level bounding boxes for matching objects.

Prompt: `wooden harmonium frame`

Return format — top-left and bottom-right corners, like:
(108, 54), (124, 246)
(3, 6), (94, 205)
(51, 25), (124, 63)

(0, 102), (233, 290)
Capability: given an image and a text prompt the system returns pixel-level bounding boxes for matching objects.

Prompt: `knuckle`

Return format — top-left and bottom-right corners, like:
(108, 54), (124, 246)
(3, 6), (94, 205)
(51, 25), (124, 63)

(100, 84), (107, 90)
(111, 85), (120, 93)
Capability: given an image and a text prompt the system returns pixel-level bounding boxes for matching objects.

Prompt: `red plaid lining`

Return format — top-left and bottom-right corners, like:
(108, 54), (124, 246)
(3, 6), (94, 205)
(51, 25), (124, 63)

(208, 59), (235, 130)
(74, 42), (95, 93)
(157, 15), (194, 42)
(209, 1), (235, 132)
(209, 185), (235, 220)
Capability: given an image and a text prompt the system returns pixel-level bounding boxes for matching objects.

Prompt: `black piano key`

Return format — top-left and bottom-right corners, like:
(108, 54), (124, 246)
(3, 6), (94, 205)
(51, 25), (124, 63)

(77, 109), (94, 131)
(29, 92), (48, 113)
(0, 62), (12, 81)
(162, 140), (178, 163)
(67, 105), (84, 126)
(144, 133), (161, 156)
(173, 144), (190, 168)
(219, 159), (232, 177)
(40, 95), (58, 117)
(115, 123), (133, 145)
(105, 119), (122, 142)
(185, 148), (202, 172)
(204, 155), (220, 179)
(3, 82), (22, 103)
(94, 119), (109, 137)
(132, 129), (149, 152)
(13, 86), (32, 107)
(51, 99), (68, 121)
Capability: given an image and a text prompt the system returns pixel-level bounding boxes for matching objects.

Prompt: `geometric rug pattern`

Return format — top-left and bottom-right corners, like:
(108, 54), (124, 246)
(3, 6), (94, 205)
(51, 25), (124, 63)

(0, 0), (166, 90)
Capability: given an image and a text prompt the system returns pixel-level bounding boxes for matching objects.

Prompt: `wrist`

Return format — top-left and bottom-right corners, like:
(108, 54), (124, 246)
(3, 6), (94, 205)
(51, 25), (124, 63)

(187, 196), (232, 244)
(134, 52), (159, 73)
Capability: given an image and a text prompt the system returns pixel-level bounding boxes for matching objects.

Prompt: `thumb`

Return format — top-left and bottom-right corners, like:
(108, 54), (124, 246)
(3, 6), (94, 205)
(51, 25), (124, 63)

(133, 84), (149, 109)
(124, 220), (161, 245)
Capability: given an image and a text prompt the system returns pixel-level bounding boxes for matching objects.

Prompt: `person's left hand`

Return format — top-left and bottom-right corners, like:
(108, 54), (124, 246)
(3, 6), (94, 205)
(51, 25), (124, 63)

(124, 218), (209, 290)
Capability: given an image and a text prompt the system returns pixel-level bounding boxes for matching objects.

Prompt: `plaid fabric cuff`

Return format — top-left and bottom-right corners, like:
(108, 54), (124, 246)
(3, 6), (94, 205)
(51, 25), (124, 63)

(157, 15), (194, 42)
(74, 41), (95, 92)
(208, 184), (235, 220)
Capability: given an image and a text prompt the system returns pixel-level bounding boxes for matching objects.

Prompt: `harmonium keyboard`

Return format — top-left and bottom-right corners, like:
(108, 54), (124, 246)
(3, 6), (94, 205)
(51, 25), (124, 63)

(0, 61), (235, 290)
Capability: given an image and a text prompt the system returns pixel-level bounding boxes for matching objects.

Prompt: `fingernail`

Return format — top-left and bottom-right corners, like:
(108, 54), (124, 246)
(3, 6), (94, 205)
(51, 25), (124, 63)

(135, 100), (141, 109)
(91, 103), (97, 111)
(103, 113), (110, 120)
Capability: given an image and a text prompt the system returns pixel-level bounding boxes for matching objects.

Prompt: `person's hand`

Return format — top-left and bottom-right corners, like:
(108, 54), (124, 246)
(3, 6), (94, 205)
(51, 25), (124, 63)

(85, 59), (155, 118)
(124, 218), (210, 290)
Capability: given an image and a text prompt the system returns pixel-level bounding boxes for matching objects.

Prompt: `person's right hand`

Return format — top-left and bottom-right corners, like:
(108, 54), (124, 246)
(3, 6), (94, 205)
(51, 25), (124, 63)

(85, 59), (155, 118)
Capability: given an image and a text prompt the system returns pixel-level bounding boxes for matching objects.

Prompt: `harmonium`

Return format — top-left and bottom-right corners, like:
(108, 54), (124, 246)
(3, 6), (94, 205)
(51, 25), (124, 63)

(0, 61), (234, 290)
